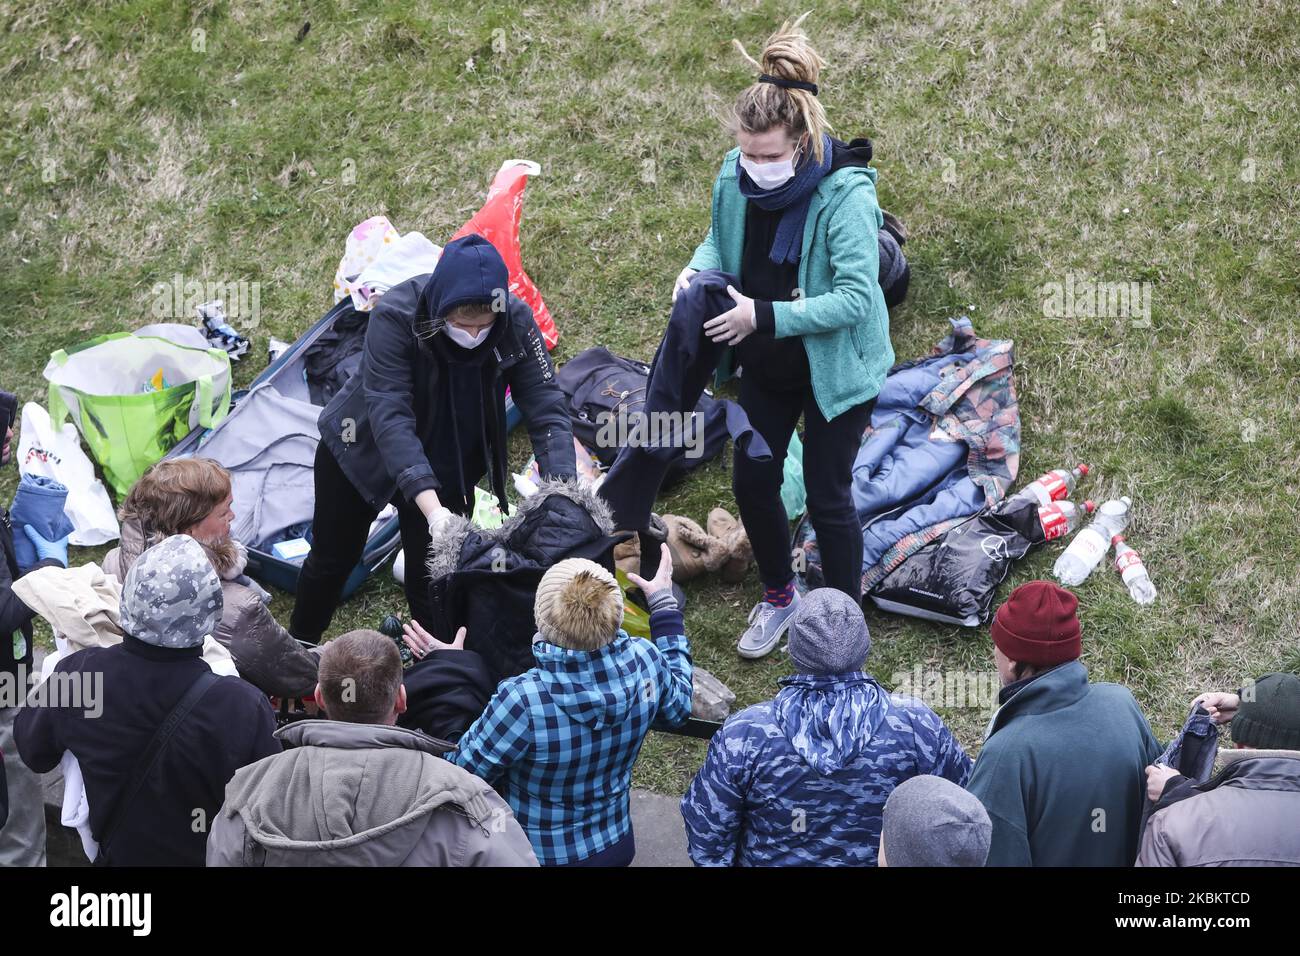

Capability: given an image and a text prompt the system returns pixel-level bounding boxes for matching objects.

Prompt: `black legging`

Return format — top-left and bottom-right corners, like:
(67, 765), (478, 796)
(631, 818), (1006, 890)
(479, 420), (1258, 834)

(733, 373), (874, 600)
(289, 443), (470, 643)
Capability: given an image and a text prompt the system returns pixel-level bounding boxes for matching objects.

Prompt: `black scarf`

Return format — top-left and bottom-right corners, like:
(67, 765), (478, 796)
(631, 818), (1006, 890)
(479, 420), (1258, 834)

(427, 322), (510, 515)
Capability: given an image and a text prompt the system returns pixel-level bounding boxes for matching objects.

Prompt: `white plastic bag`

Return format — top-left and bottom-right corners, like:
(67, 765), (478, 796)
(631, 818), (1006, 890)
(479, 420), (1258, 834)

(351, 231), (441, 310)
(16, 402), (120, 545)
(332, 216), (443, 312)
(132, 322), (213, 351)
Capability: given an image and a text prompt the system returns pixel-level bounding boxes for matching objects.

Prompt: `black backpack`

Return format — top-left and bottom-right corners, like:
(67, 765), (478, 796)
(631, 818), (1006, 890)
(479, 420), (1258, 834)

(555, 347), (732, 483)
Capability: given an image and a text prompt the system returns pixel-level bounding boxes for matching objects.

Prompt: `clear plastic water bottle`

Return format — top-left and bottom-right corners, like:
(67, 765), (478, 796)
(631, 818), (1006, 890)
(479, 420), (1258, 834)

(1037, 499), (1095, 541)
(1008, 463), (1090, 507)
(1053, 496), (1132, 585)
(1112, 535), (1156, 605)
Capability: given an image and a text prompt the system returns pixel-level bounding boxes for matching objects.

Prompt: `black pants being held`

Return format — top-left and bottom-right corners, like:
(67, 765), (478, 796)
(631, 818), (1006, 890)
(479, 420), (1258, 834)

(598, 271), (770, 534)
(290, 443), (469, 643)
(733, 374), (874, 601)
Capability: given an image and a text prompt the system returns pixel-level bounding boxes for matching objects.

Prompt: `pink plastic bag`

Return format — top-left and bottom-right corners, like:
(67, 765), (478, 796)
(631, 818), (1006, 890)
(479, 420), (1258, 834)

(452, 160), (558, 349)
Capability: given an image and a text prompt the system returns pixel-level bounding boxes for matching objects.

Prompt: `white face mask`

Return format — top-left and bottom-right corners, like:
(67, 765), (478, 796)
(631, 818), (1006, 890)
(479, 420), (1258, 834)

(445, 322), (493, 349)
(739, 153), (797, 190)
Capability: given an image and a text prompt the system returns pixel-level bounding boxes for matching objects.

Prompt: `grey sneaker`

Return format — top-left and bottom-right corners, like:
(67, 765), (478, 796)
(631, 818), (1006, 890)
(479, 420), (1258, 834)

(737, 589), (801, 660)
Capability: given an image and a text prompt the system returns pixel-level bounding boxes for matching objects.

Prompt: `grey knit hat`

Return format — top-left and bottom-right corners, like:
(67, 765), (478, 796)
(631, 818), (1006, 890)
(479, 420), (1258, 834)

(119, 534), (223, 649)
(882, 775), (992, 867)
(1231, 672), (1300, 751)
(787, 588), (871, 676)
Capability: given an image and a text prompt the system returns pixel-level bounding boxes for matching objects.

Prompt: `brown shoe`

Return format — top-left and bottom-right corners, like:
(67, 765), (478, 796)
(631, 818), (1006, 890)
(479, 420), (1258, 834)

(707, 507), (753, 584)
(612, 534), (640, 576)
(663, 513), (728, 581)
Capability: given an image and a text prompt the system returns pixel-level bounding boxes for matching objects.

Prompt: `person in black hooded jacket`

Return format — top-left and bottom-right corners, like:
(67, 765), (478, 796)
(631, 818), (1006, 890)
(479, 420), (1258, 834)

(292, 234), (576, 643)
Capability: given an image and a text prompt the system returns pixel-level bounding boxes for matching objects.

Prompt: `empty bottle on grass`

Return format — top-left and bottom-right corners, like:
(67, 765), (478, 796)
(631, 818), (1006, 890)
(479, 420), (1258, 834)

(1037, 499), (1095, 541)
(1007, 463), (1090, 507)
(1053, 496), (1132, 586)
(1112, 535), (1157, 605)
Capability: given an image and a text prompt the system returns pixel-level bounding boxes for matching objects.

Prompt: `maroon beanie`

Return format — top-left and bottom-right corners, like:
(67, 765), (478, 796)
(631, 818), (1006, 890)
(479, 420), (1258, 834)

(990, 581), (1082, 666)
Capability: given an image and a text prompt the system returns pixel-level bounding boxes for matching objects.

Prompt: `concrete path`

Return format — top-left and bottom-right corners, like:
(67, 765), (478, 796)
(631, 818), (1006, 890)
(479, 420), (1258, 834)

(629, 788), (692, 867)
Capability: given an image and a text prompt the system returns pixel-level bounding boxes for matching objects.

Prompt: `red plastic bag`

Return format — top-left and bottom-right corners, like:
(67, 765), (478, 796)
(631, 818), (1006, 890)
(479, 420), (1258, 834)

(451, 160), (558, 349)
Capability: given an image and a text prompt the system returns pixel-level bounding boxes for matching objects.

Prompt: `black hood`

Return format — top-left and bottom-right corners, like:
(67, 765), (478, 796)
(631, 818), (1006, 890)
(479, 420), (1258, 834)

(418, 233), (510, 326)
(830, 136), (873, 172)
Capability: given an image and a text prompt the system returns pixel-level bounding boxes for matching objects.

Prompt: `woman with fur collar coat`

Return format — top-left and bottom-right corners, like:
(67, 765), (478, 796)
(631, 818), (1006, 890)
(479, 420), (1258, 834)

(103, 459), (320, 699)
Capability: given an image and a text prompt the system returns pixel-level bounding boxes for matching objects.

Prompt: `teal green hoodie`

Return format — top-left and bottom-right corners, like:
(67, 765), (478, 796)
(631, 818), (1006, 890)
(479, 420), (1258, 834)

(687, 148), (894, 421)
(967, 660), (1161, 867)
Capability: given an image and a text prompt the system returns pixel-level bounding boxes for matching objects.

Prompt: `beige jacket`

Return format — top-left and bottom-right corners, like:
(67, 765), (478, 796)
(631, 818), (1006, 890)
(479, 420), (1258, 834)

(206, 720), (539, 867)
(12, 561), (237, 673)
(1137, 748), (1300, 867)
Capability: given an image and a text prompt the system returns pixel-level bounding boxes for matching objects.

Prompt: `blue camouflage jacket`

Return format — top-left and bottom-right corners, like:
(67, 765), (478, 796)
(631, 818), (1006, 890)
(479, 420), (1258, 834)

(450, 607), (692, 866)
(681, 672), (971, 866)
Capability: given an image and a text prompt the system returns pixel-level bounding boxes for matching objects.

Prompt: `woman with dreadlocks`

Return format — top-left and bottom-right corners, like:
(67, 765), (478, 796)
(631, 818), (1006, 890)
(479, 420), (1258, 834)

(675, 13), (895, 657)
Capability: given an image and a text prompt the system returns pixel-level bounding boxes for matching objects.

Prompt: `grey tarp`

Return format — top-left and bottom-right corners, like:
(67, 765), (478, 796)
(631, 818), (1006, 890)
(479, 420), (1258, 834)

(183, 384), (320, 550)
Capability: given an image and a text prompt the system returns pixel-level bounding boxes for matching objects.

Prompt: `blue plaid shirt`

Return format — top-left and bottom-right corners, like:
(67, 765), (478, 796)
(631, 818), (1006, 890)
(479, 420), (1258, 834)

(450, 608), (692, 865)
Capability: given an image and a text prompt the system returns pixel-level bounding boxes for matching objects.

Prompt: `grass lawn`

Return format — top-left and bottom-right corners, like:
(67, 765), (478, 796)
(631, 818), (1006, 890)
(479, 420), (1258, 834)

(2, 0), (1298, 796)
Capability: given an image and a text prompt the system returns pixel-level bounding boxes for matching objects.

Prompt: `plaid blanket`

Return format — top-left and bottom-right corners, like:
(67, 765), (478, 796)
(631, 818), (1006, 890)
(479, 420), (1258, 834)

(795, 316), (1020, 593)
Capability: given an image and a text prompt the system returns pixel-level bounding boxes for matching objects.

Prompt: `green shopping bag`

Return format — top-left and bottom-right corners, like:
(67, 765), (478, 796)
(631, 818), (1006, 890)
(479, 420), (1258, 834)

(44, 332), (232, 498)
(781, 430), (807, 520)
(615, 569), (652, 639)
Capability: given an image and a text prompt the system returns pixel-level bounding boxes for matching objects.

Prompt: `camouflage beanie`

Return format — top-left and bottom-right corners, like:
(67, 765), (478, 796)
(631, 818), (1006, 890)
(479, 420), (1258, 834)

(119, 534), (223, 649)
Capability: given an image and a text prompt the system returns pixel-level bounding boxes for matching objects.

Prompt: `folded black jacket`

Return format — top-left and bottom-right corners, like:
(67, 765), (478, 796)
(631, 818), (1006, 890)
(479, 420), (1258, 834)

(398, 649), (495, 743)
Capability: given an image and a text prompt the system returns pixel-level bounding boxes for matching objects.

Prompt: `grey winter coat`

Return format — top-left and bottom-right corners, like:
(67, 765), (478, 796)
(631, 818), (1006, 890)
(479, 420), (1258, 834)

(205, 720), (538, 866)
(1137, 749), (1300, 867)
(104, 519), (319, 698)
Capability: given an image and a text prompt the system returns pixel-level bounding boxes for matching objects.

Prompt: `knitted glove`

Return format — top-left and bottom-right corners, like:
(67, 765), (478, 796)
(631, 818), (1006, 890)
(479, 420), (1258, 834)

(646, 587), (679, 615)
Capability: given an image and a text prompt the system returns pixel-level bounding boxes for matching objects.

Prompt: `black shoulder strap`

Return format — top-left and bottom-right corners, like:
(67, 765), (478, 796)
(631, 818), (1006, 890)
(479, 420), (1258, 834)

(95, 669), (220, 865)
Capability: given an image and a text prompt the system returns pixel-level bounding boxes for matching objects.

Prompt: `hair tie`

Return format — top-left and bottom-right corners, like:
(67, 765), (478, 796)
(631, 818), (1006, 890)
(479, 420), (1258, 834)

(758, 73), (818, 96)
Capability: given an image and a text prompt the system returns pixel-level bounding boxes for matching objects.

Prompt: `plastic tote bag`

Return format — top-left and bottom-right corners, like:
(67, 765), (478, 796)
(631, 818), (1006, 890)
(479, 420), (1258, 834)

(450, 159), (559, 349)
(15, 402), (120, 545)
(43, 332), (232, 498)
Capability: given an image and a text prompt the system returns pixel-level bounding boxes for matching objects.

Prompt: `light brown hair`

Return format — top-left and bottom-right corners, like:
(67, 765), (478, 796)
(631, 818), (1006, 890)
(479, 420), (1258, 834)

(317, 629), (403, 724)
(119, 458), (231, 537)
(442, 301), (497, 325)
(728, 12), (831, 164)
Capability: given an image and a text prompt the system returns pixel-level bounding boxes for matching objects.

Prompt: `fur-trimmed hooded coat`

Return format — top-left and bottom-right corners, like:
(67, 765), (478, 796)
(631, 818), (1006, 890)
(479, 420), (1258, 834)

(425, 479), (629, 684)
